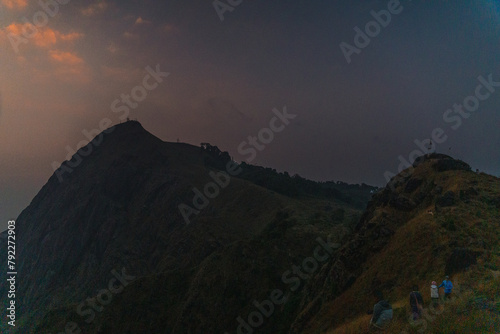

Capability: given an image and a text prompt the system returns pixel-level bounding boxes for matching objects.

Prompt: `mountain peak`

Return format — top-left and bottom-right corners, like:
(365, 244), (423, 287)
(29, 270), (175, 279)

(101, 119), (152, 143)
(108, 119), (144, 133)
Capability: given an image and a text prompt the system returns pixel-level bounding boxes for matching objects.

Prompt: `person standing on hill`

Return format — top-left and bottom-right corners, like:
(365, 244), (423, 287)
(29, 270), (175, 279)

(430, 281), (439, 307)
(369, 291), (393, 330)
(438, 275), (453, 299)
(410, 285), (424, 320)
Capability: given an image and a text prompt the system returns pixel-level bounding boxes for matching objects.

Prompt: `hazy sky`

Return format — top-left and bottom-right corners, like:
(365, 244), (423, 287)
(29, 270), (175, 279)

(1, 0), (499, 231)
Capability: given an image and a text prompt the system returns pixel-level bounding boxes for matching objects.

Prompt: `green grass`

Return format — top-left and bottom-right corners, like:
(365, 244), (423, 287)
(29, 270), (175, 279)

(307, 158), (500, 334)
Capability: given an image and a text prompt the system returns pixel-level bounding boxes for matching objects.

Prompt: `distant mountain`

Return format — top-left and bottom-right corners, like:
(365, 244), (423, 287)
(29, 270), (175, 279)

(0, 121), (371, 333)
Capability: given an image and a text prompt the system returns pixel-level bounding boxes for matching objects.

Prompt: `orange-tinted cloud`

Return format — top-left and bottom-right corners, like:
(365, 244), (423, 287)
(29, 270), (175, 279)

(0, 24), (83, 51)
(49, 50), (84, 65)
(59, 32), (84, 42)
(81, 1), (108, 16)
(2, 23), (23, 37)
(0, 23), (30, 52)
(135, 17), (151, 25)
(0, 23), (88, 84)
(31, 50), (91, 84)
(1, 0), (27, 9)
(33, 28), (57, 47)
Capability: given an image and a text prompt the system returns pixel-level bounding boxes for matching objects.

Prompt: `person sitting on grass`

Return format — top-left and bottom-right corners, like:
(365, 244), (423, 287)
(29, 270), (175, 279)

(410, 285), (424, 320)
(370, 291), (393, 330)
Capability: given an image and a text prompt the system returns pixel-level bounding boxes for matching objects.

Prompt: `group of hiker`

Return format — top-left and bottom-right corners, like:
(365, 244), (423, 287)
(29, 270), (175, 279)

(369, 276), (454, 330)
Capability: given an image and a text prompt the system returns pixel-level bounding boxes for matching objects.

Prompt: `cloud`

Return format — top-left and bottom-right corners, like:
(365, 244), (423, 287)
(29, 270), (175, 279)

(49, 50), (84, 65)
(0, 24), (83, 51)
(0, 23), (89, 84)
(81, 1), (108, 16)
(1, 0), (27, 10)
(33, 28), (57, 47)
(37, 29), (83, 47)
(1, 23), (25, 42)
(134, 17), (151, 25)
(30, 50), (91, 84)
(59, 32), (84, 42)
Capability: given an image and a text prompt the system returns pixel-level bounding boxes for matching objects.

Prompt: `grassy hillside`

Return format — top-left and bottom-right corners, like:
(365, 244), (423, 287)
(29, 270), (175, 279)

(298, 155), (500, 333)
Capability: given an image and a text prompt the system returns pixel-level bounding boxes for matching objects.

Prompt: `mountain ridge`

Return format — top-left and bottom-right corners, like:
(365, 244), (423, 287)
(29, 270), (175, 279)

(0, 120), (372, 333)
(1, 121), (498, 333)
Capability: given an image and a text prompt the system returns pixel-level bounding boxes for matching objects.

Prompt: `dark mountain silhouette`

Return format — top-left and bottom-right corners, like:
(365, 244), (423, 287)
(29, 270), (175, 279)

(0, 121), (371, 333)
(1, 121), (498, 333)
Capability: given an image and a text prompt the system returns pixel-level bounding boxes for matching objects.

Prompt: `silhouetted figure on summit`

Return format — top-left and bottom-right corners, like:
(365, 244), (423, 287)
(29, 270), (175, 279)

(427, 139), (433, 152)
